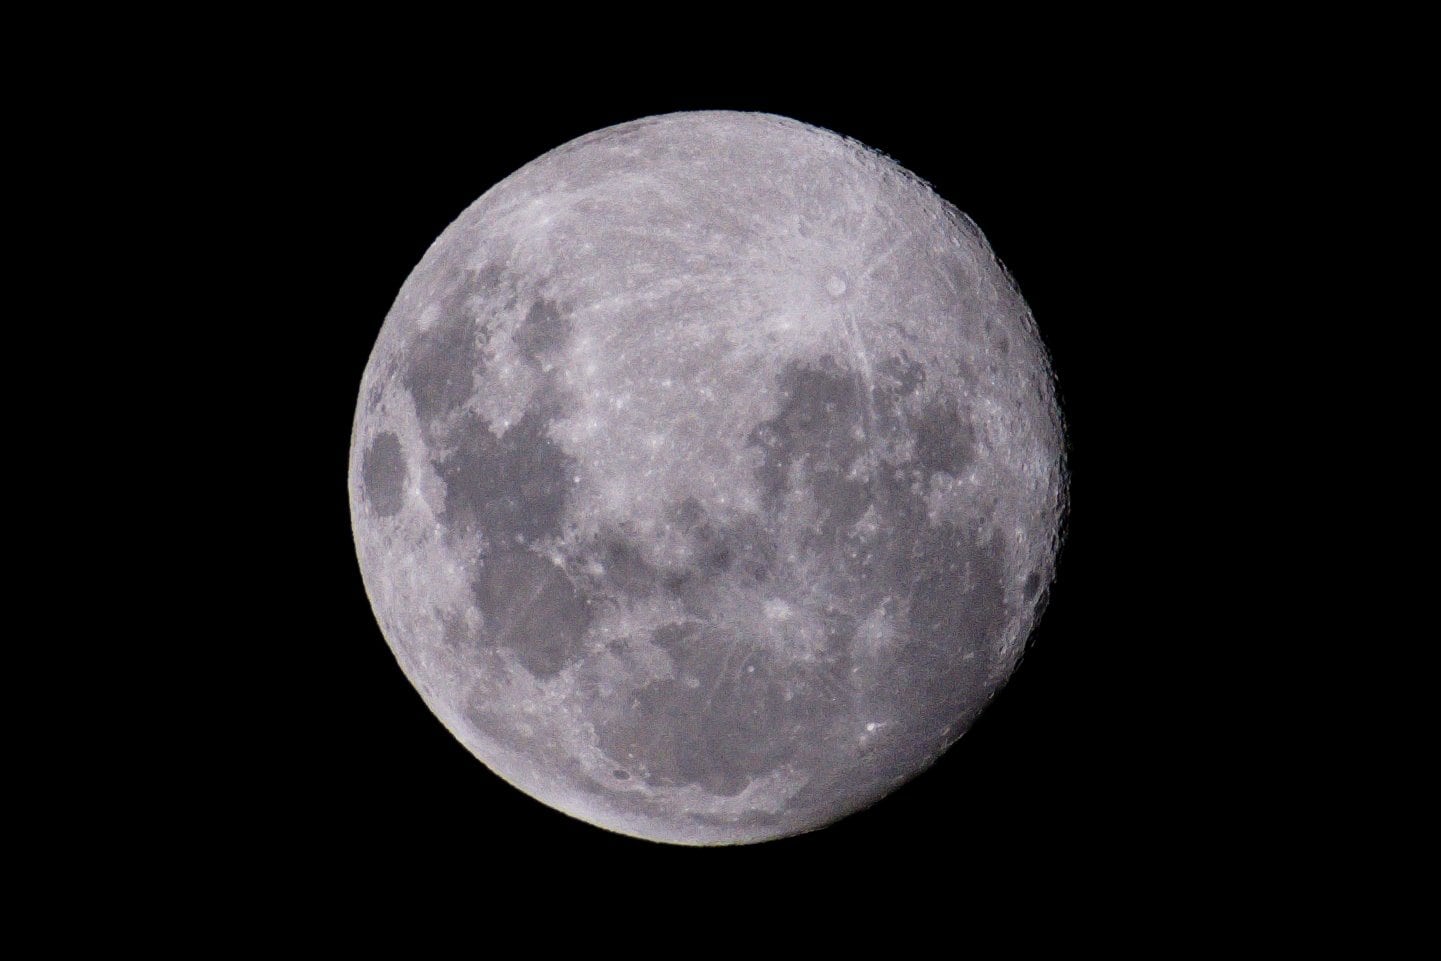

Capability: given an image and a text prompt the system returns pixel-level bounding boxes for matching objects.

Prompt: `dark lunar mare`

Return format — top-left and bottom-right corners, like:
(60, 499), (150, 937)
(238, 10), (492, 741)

(361, 432), (407, 518)
(579, 507), (775, 615)
(401, 279), (490, 429)
(472, 547), (593, 679)
(572, 353), (1012, 824)
(596, 621), (843, 798)
(434, 407), (592, 678)
(436, 409), (572, 546)
(514, 298), (570, 363)
(748, 355), (873, 549)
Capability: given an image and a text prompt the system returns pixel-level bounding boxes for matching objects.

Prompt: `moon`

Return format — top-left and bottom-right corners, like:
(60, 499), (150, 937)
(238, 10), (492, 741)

(348, 111), (1066, 845)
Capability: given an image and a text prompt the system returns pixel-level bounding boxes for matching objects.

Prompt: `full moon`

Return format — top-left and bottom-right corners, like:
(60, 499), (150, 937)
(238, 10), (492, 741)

(348, 111), (1066, 845)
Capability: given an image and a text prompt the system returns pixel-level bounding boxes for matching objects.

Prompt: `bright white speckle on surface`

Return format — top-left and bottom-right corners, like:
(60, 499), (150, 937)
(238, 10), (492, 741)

(764, 599), (793, 620)
(827, 275), (847, 297)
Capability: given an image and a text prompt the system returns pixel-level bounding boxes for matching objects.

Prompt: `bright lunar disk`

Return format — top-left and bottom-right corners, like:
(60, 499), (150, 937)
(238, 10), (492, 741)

(349, 111), (1066, 845)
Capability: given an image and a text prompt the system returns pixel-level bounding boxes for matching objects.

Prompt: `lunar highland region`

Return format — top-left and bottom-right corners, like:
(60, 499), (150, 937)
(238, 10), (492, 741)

(349, 111), (1067, 845)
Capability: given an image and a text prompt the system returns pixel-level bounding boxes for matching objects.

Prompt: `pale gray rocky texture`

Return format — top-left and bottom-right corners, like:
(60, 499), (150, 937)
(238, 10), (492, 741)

(349, 111), (1067, 844)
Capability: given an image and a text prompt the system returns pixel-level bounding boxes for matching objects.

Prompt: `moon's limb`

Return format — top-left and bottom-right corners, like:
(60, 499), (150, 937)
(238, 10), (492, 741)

(349, 111), (1066, 845)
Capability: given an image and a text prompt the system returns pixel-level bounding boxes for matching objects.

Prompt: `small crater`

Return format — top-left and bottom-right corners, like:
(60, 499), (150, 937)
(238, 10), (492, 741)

(612, 770), (630, 780)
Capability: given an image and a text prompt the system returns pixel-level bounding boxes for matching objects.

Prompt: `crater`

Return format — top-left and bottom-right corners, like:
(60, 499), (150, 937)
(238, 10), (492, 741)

(361, 431), (407, 517)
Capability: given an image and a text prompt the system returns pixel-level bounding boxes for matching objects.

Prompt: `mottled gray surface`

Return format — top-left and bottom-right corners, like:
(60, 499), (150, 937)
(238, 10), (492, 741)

(348, 111), (1067, 844)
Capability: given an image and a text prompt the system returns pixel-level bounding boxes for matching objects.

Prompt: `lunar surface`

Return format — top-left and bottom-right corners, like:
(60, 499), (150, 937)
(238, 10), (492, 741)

(349, 111), (1066, 845)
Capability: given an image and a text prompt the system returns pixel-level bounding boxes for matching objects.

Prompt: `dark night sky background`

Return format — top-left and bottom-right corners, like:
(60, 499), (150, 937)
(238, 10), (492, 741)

(208, 68), (1227, 895)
